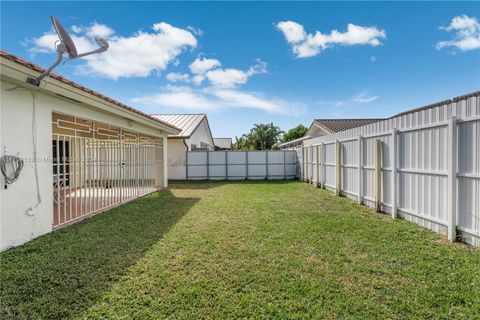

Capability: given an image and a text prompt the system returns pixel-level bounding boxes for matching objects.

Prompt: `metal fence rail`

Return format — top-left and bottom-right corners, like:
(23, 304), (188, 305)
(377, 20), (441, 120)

(300, 93), (480, 247)
(186, 150), (297, 180)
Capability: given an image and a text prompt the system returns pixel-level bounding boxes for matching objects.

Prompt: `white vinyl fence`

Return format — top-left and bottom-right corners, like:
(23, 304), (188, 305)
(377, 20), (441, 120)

(187, 150), (297, 180)
(301, 92), (479, 247)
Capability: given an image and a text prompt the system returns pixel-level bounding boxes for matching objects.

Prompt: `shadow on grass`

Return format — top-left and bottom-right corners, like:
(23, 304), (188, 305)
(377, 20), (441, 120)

(0, 189), (198, 319)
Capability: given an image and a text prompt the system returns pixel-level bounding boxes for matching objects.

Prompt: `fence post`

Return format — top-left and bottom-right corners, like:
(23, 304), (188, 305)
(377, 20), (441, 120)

(315, 145), (320, 187)
(447, 116), (457, 242)
(320, 143), (324, 188)
(283, 150), (286, 180)
(335, 140), (341, 196)
(310, 145), (314, 184)
(185, 150), (189, 181)
(206, 151), (210, 180)
(246, 151), (249, 180)
(357, 135), (362, 204)
(266, 151), (269, 180)
(300, 146), (304, 181)
(375, 139), (382, 212)
(163, 136), (168, 187)
(305, 147), (309, 183)
(225, 150), (228, 180)
(391, 129), (398, 218)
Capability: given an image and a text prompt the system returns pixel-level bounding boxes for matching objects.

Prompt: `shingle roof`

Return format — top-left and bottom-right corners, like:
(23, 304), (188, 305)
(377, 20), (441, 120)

(213, 138), (232, 149)
(150, 114), (206, 138)
(312, 118), (384, 134)
(0, 50), (180, 133)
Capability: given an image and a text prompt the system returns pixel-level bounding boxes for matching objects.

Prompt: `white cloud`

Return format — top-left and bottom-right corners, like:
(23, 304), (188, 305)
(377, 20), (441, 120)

(276, 20), (386, 58)
(30, 21), (197, 79)
(436, 15), (480, 51)
(132, 85), (305, 115)
(205, 59), (267, 88)
(191, 74), (205, 85)
(205, 68), (250, 87)
(276, 21), (306, 43)
(166, 72), (190, 83)
(353, 92), (378, 104)
(85, 22), (115, 38)
(186, 26), (204, 36)
(71, 25), (83, 33)
(189, 57), (222, 74)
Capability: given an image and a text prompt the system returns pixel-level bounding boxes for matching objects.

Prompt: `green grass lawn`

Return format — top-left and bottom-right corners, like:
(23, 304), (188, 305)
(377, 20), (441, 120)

(1, 181), (479, 319)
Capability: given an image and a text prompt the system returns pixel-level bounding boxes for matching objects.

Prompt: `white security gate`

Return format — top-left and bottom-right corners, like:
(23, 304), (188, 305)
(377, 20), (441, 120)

(186, 150), (297, 180)
(52, 112), (163, 227)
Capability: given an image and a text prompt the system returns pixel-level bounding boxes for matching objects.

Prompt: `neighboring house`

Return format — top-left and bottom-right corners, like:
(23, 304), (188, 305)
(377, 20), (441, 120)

(277, 118), (384, 178)
(213, 138), (233, 150)
(0, 50), (180, 251)
(277, 118), (384, 150)
(150, 114), (215, 180)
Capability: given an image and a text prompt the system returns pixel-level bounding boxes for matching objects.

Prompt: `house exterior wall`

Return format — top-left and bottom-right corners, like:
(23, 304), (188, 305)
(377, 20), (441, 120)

(166, 139), (187, 180)
(166, 118), (214, 180)
(0, 78), (168, 251)
(186, 118), (214, 151)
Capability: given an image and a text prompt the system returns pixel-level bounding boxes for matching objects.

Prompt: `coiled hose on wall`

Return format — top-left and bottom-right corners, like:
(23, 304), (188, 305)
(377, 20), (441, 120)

(0, 155), (24, 186)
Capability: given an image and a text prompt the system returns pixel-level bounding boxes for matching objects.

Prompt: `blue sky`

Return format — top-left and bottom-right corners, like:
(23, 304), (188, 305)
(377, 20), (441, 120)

(1, 1), (479, 138)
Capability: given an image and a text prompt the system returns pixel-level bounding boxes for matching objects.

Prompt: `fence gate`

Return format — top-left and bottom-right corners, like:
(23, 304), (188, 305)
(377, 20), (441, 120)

(186, 150), (297, 180)
(52, 112), (164, 228)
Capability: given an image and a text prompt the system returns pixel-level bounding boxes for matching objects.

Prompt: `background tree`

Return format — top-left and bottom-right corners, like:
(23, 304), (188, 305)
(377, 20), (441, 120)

(281, 124), (308, 143)
(233, 123), (283, 150)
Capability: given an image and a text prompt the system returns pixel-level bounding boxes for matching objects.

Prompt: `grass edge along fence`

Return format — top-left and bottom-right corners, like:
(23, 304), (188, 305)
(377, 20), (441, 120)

(300, 92), (480, 247)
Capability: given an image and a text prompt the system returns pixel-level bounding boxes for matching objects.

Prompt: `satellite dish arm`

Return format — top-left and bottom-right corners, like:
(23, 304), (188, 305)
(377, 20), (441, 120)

(76, 37), (109, 58)
(26, 43), (66, 86)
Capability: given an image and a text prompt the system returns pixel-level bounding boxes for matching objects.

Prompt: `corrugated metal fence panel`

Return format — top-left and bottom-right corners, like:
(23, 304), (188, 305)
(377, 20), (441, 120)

(248, 152), (267, 179)
(341, 140), (359, 200)
(208, 152), (226, 180)
(457, 118), (480, 246)
(187, 151), (207, 179)
(268, 151), (285, 179)
(227, 151), (247, 180)
(286, 150), (298, 178)
(187, 150), (296, 181)
(300, 93), (480, 246)
(324, 142), (336, 190)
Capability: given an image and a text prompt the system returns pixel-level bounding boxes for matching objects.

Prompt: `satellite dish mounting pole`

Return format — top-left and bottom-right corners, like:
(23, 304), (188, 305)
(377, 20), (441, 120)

(26, 43), (67, 86)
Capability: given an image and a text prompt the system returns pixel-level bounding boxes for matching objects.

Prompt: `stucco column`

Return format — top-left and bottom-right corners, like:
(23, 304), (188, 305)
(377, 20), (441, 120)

(163, 135), (168, 188)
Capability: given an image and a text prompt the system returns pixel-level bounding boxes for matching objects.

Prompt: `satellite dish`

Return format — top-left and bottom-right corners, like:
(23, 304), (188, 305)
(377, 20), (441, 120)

(27, 15), (109, 86)
(51, 16), (78, 58)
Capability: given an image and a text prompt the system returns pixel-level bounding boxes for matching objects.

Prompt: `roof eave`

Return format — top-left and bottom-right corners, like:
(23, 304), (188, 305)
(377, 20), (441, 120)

(0, 53), (181, 135)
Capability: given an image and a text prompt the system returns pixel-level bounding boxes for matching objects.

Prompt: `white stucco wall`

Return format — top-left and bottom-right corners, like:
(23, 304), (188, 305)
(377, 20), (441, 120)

(166, 139), (187, 180)
(186, 118), (214, 151)
(165, 117), (214, 180)
(0, 76), (168, 251)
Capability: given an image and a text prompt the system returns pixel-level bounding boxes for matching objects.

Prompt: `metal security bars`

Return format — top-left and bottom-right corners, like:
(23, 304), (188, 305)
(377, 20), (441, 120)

(186, 150), (297, 180)
(52, 112), (163, 228)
